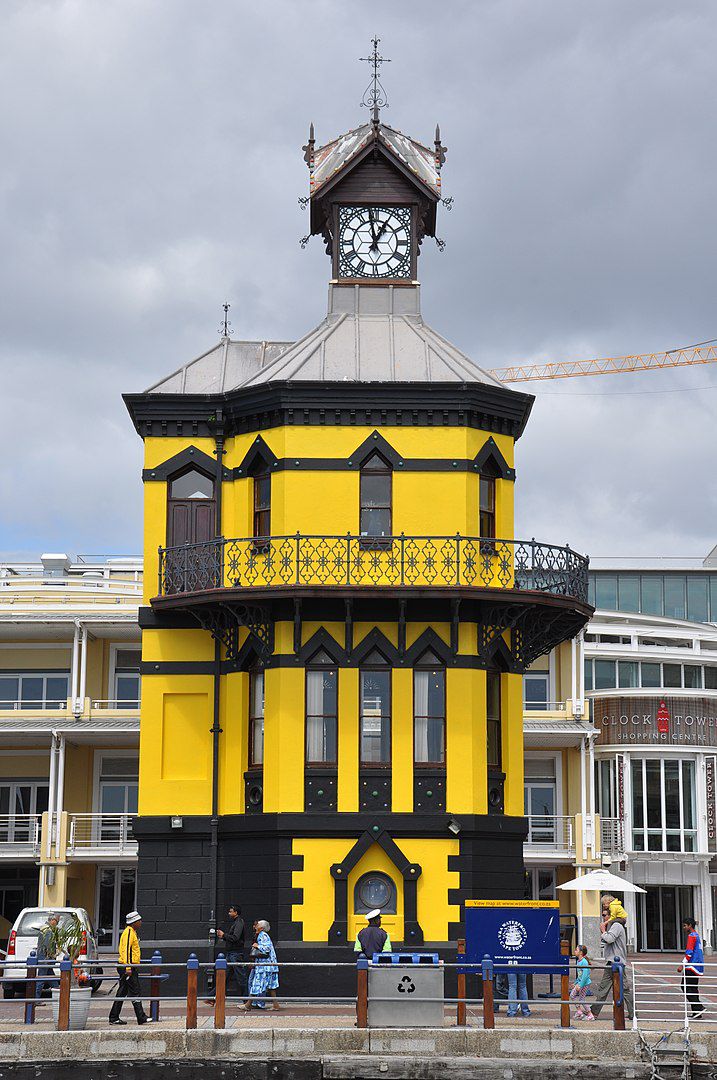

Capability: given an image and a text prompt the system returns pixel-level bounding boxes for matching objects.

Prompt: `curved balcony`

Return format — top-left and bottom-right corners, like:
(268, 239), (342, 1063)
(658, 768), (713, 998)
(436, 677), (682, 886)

(157, 535), (589, 602)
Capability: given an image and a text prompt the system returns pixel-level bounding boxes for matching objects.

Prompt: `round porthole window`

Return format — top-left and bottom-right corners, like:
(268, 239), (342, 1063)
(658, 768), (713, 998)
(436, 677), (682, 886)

(354, 872), (397, 914)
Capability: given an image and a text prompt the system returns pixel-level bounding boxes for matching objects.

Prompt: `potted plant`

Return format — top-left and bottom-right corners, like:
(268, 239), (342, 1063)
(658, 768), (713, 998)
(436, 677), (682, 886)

(49, 914), (93, 1031)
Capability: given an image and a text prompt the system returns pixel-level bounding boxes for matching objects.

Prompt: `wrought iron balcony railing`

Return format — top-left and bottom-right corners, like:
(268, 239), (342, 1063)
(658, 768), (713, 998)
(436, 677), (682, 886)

(157, 535), (589, 602)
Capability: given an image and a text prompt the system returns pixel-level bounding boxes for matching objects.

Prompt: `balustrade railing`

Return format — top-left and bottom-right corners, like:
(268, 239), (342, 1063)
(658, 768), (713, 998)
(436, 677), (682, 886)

(0, 815), (41, 856)
(66, 813), (136, 856)
(524, 814), (575, 853)
(157, 535), (589, 601)
(600, 816), (626, 855)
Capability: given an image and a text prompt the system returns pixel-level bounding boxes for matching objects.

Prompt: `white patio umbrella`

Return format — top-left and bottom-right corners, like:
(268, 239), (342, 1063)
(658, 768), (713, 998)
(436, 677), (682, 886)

(557, 868), (646, 893)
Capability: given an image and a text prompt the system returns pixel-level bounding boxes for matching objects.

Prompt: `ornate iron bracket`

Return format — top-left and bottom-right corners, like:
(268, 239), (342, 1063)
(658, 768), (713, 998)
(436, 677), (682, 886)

(190, 602), (273, 666)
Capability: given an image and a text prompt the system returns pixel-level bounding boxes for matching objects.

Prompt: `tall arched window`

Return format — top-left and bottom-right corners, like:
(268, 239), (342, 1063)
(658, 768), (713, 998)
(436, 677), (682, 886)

(360, 453), (392, 541)
(413, 652), (446, 766)
(305, 651), (338, 766)
(166, 468), (215, 547)
(360, 650), (391, 766)
(248, 669), (264, 767)
(253, 471), (271, 538)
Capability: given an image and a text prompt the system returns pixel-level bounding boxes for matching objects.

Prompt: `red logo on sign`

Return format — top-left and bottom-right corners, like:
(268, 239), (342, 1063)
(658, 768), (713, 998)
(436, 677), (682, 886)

(657, 701), (670, 734)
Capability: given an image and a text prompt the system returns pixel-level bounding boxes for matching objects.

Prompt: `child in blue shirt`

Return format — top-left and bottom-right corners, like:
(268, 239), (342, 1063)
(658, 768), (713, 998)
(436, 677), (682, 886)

(570, 945), (594, 1021)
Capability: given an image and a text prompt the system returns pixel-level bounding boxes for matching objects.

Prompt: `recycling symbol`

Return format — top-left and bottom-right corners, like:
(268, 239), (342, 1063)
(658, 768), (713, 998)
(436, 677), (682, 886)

(397, 975), (416, 994)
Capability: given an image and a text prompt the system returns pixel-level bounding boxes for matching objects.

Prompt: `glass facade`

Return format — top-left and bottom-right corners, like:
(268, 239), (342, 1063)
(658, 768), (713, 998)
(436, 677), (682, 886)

(631, 758), (696, 852)
(588, 571), (717, 623)
(584, 658), (717, 691)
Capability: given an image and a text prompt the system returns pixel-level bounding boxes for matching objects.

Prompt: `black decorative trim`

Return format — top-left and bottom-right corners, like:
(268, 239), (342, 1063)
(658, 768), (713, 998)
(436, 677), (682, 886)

(305, 771), (338, 813)
(404, 628), (454, 666)
(327, 822), (423, 946)
(132, 812), (528, 839)
(244, 771), (264, 814)
(236, 434), (277, 477)
(351, 627), (400, 666)
(360, 772), (392, 813)
(350, 431), (401, 468)
(142, 445), (229, 482)
(472, 437), (515, 481)
(140, 660), (215, 675)
(124, 381), (535, 443)
(413, 770), (446, 813)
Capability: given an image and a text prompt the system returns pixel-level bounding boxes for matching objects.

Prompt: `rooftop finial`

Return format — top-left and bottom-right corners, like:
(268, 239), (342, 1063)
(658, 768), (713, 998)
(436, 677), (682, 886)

(360, 36), (390, 123)
(219, 302), (233, 338)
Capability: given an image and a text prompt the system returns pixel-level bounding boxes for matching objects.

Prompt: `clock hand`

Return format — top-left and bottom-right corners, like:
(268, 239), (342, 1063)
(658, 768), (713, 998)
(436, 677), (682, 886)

(371, 219), (390, 252)
(368, 208), (378, 245)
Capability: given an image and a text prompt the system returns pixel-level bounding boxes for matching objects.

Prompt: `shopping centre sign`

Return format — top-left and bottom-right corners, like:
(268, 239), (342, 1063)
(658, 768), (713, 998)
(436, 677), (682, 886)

(595, 696), (717, 746)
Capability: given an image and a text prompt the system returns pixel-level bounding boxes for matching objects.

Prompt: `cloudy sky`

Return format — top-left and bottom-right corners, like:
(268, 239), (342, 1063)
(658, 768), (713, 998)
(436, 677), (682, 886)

(1, 0), (715, 561)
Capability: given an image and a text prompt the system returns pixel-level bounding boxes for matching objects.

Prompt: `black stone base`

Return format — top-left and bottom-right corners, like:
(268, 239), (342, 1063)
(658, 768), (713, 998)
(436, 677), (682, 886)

(132, 811), (527, 995)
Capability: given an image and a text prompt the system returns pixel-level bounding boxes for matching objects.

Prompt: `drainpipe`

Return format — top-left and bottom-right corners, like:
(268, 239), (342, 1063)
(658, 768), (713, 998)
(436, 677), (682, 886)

(71, 621), (81, 710)
(46, 732), (58, 861)
(208, 410), (226, 929)
(78, 626), (88, 715)
(209, 638), (222, 930)
(54, 735), (65, 860)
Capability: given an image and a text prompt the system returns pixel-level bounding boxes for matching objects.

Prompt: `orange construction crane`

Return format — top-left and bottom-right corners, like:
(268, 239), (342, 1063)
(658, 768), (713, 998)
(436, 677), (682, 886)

(491, 340), (717, 383)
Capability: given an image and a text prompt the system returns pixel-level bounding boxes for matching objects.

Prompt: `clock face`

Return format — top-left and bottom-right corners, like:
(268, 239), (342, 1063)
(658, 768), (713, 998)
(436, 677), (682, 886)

(337, 205), (412, 279)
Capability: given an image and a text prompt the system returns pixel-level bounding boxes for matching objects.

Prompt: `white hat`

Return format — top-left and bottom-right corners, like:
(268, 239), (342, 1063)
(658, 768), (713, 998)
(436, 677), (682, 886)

(366, 909), (382, 920)
(126, 911), (142, 925)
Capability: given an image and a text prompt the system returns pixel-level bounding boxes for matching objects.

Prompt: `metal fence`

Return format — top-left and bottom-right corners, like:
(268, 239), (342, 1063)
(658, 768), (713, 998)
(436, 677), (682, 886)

(158, 535), (590, 600)
(0, 949), (633, 1032)
(633, 960), (716, 1030)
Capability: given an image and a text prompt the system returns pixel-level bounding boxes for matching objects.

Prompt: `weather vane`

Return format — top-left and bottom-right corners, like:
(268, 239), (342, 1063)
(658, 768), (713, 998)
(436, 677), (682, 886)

(360, 36), (390, 121)
(219, 302), (234, 337)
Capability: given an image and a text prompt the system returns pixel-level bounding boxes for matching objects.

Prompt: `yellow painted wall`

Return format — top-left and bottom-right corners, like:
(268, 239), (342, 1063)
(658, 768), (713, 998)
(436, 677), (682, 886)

(502, 673), (525, 816)
(139, 675), (213, 814)
(392, 669), (413, 812)
(262, 667), (304, 812)
(291, 836), (460, 945)
(0, 648), (72, 672)
(0, 754), (50, 778)
(337, 669), (359, 811)
(446, 668), (487, 814)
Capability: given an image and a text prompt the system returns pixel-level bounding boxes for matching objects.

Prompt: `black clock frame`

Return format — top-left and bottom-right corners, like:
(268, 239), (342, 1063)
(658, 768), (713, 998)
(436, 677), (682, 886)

(337, 205), (413, 281)
(333, 201), (419, 282)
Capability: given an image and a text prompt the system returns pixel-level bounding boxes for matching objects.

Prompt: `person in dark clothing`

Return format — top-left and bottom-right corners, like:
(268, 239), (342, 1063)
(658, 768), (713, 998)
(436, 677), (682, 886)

(353, 909), (392, 959)
(217, 905), (246, 996)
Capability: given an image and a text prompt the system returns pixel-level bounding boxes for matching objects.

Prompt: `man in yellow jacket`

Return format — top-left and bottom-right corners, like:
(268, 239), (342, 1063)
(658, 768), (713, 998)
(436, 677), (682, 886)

(109, 911), (153, 1025)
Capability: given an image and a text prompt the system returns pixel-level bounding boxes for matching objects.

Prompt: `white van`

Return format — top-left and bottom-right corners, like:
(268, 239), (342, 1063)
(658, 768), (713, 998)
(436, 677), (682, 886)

(3, 907), (102, 996)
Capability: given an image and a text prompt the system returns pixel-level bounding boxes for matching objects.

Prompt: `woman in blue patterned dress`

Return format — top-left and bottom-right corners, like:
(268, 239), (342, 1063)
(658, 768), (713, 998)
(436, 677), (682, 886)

(241, 920), (279, 1010)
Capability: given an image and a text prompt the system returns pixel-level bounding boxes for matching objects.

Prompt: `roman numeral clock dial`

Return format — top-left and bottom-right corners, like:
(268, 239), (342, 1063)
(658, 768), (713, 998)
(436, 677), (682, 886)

(338, 205), (412, 280)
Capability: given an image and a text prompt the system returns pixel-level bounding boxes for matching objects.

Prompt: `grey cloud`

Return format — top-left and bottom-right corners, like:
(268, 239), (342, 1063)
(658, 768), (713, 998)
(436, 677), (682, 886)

(0, 0), (715, 558)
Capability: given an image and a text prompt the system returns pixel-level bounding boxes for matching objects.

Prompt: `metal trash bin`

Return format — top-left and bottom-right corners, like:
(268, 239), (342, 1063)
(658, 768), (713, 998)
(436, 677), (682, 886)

(367, 952), (444, 1028)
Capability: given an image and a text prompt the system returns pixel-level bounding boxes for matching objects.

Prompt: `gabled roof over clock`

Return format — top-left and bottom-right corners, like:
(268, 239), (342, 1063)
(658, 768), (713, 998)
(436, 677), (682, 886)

(305, 117), (446, 246)
(310, 122), (442, 199)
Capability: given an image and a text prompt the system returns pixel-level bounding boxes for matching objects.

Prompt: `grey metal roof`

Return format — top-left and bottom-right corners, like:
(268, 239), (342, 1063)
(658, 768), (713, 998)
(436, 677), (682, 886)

(242, 285), (503, 387)
(145, 338), (292, 395)
(145, 286), (502, 393)
(311, 122), (440, 197)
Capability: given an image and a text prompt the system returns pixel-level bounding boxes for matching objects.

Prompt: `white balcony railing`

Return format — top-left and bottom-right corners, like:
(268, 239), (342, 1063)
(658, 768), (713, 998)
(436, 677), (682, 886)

(525, 814), (575, 854)
(0, 700), (67, 712)
(523, 701), (568, 712)
(66, 814), (137, 858)
(600, 816), (626, 855)
(89, 699), (140, 711)
(0, 815), (41, 857)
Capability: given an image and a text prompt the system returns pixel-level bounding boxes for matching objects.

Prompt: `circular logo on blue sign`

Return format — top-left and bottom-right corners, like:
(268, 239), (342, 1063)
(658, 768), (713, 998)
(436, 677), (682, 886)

(498, 920), (527, 951)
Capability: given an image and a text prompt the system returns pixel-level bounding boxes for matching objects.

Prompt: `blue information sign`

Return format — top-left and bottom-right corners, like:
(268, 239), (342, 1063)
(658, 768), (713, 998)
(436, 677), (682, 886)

(464, 901), (565, 975)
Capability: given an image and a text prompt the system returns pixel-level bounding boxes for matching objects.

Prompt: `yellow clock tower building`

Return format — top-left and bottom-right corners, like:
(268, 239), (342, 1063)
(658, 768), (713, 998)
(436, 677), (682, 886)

(124, 104), (591, 979)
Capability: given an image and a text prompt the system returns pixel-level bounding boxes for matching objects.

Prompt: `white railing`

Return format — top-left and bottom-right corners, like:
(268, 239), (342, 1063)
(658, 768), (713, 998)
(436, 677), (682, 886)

(524, 814), (575, 853)
(66, 814), (137, 857)
(0, 815), (41, 856)
(0, 700), (67, 711)
(633, 960), (717, 1029)
(600, 816), (626, 855)
(523, 700), (568, 711)
(90, 699), (140, 711)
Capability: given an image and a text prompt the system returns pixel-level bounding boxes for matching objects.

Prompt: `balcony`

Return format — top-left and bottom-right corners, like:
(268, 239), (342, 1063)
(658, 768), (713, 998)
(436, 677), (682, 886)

(524, 814), (575, 858)
(0, 815), (41, 859)
(66, 814), (137, 860)
(158, 535), (589, 599)
(599, 816), (626, 856)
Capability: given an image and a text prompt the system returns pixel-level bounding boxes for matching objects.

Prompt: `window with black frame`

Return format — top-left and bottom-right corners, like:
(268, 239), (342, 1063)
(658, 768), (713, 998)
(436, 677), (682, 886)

(253, 472), (271, 539)
(479, 475), (496, 539)
(360, 660), (391, 765)
(486, 670), (502, 769)
(360, 453), (392, 544)
(414, 658), (445, 766)
(305, 659), (338, 766)
(248, 669), (264, 767)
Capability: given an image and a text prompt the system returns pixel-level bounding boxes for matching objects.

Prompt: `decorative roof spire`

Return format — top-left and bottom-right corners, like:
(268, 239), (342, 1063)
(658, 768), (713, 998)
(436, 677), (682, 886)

(359, 36), (390, 125)
(218, 302), (233, 339)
